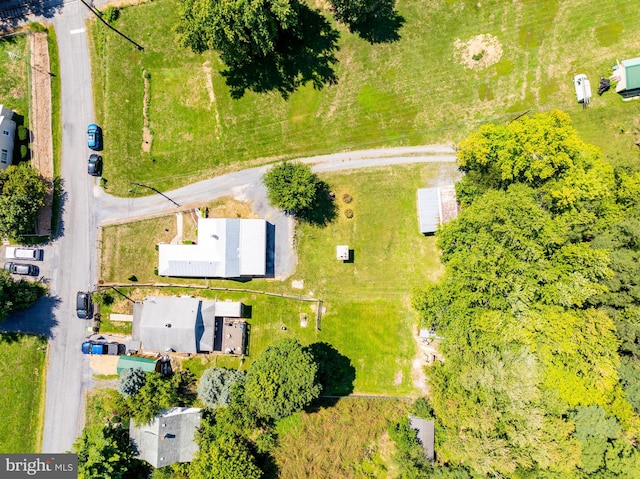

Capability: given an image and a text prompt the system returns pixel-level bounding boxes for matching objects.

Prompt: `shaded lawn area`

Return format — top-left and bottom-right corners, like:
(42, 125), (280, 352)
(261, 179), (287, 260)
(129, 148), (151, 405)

(0, 34), (29, 125)
(0, 333), (47, 453)
(99, 164), (452, 394)
(88, 0), (640, 196)
(273, 398), (409, 479)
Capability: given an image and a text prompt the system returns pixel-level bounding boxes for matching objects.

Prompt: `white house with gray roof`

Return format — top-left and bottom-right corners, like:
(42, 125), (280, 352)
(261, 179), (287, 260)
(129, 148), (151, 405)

(129, 407), (202, 468)
(132, 296), (247, 354)
(158, 218), (267, 278)
(0, 104), (16, 170)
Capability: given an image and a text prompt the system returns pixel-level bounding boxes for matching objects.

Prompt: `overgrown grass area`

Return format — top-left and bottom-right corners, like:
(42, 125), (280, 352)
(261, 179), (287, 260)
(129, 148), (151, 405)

(99, 164), (452, 393)
(0, 333), (47, 453)
(273, 398), (408, 478)
(47, 26), (63, 235)
(88, 0), (640, 196)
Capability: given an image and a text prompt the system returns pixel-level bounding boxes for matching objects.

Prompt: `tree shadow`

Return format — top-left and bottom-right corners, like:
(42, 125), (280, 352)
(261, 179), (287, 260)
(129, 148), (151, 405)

(347, 1), (405, 44)
(300, 181), (338, 227)
(0, 2), (64, 33)
(1, 295), (60, 339)
(308, 342), (356, 396)
(222, 5), (339, 99)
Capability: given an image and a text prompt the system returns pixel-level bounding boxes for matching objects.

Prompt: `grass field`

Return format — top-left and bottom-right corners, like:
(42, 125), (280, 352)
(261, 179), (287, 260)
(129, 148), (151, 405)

(99, 163), (453, 394)
(88, 0), (640, 196)
(0, 333), (47, 453)
(273, 398), (409, 478)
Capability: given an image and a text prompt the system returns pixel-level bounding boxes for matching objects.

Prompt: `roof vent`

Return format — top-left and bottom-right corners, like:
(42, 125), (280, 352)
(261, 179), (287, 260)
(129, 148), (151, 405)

(164, 323), (171, 328)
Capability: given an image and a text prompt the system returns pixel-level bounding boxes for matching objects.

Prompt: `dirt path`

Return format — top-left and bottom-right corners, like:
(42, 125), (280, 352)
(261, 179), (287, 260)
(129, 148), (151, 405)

(30, 32), (53, 236)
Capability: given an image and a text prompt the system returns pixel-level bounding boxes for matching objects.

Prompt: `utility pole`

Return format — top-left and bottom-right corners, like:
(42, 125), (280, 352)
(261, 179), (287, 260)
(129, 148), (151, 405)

(130, 182), (181, 208)
(79, 0), (144, 51)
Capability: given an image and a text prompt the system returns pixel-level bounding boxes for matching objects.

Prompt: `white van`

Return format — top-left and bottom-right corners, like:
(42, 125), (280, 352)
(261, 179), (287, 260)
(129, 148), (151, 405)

(5, 246), (44, 261)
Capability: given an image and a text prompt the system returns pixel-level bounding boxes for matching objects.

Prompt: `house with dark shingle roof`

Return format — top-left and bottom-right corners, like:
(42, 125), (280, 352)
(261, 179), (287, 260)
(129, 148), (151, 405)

(132, 296), (248, 355)
(129, 407), (202, 468)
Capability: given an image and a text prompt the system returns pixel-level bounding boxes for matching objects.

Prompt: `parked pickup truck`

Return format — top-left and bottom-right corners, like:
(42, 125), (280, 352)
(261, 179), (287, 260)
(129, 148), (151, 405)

(81, 340), (124, 355)
(5, 246), (43, 261)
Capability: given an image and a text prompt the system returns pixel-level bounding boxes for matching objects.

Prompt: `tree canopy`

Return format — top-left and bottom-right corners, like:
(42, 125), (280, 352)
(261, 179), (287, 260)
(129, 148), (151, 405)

(0, 163), (47, 241)
(412, 111), (640, 477)
(125, 372), (194, 426)
(74, 424), (145, 479)
(263, 161), (320, 215)
(175, 0), (338, 98)
(244, 338), (321, 420)
(117, 367), (147, 397)
(197, 367), (244, 408)
(0, 269), (46, 323)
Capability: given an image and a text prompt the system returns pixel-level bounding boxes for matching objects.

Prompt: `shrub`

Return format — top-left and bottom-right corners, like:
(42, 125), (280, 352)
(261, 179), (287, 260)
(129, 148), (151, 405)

(472, 51), (485, 61)
(342, 193), (353, 203)
(28, 22), (47, 33)
(20, 145), (28, 159)
(18, 125), (27, 142)
(127, 275), (138, 282)
(103, 6), (120, 22)
(345, 209), (354, 219)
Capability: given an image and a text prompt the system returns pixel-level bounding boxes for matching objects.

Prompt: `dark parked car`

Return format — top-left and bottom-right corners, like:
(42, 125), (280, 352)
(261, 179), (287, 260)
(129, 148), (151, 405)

(88, 154), (102, 176)
(3, 262), (39, 276)
(76, 291), (92, 319)
(87, 124), (101, 150)
(81, 340), (124, 355)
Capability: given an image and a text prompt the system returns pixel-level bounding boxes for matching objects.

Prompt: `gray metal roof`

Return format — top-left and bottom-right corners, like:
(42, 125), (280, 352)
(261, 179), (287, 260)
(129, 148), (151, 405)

(129, 407), (202, 468)
(409, 416), (435, 461)
(133, 296), (245, 353)
(417, 188), (442, 234)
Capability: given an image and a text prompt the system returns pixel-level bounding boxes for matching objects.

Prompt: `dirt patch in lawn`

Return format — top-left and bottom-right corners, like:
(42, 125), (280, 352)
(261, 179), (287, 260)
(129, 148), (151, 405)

(142, 70), (152, 153)
(454, 34), (503, 69)
(206, 197), (259, 219)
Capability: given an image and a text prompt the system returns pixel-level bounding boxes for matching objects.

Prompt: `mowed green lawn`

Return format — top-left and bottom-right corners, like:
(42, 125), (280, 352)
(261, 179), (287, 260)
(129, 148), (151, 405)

(88, 0), (640, 196)
(100, 163), (453, 394)
(0, 333), (47, 452)
(0, 34), (29, 133)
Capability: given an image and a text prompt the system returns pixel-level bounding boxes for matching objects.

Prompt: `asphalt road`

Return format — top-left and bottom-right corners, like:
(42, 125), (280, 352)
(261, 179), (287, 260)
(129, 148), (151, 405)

(42, 0), (97, 453)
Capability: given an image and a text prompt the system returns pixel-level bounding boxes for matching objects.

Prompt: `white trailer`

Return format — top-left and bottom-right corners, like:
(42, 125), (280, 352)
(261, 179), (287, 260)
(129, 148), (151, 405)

(574, 74), (592, 105)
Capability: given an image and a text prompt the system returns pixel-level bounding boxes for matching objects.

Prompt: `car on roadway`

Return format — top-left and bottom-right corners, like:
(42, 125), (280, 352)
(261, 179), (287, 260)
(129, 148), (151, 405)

(76, 291), (93, 319)
(87, 124), (101, 150)
(81, 340), (124, 355)
(88, 154), (102, 176)
(3, 262), (39, 276)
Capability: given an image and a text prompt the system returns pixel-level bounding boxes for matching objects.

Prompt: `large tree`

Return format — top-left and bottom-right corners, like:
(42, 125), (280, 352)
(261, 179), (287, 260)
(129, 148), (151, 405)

(263, 161), (319, 215)
(244, 338), (321, 420)
(0, 163), (47, 241)
(190, 434), (262, 479)
(74, 424), (145, 479)
(126, 372), (193, 425)
(175, 0), (338, 98)
(0, 269), (46, 323)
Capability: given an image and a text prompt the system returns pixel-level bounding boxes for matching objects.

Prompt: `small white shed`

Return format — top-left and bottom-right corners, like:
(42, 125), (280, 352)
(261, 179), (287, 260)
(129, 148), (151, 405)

(417, 188), (442, 235)
(336, 245), (349, 261)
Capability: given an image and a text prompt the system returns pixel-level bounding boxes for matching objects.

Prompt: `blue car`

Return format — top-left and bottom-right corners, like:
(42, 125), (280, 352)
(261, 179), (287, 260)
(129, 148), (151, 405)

(87, 124), (101, 150)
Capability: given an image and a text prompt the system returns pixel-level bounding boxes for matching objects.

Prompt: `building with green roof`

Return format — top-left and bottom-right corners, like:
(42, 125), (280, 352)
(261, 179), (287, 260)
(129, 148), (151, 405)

(615, 57), (640, 99)
(116, 355), (159, 374)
